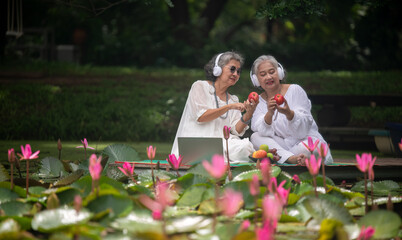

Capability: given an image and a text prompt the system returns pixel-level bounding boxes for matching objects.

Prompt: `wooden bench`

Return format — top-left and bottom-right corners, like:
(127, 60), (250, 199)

(309, 94), (402, 152)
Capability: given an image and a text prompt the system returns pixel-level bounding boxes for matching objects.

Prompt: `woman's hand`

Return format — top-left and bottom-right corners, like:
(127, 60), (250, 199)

(276, 99), (294, 120)
(229, 102), (245, 111)
(244, 98), (258, 114)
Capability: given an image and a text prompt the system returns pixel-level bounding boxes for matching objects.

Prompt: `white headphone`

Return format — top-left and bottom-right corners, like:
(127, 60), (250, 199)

(250, 61), (285, 87)
(213, 53), (224, 77)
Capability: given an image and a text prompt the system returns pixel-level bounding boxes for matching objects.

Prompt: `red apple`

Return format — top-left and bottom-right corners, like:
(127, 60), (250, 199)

(248, 92), (259, 103)
(274, 94), (284, 105)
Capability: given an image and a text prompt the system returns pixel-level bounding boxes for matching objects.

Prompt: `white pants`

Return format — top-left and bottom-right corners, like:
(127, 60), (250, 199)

(250, 132), (333, 164)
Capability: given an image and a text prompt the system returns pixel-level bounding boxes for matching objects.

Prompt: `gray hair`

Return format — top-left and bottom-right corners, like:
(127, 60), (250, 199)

(251, 55), (286, 83)
(204, 51), (244, 81)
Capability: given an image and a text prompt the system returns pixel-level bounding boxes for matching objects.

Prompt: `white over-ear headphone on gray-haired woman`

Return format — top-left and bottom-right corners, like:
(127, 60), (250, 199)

(250, 61), (285, 87)
(213, 53), (224, 77)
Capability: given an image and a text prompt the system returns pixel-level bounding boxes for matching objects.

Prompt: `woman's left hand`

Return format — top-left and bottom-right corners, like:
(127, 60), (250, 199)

(276, 99), (294, 120)
(244, 98), (258, 114)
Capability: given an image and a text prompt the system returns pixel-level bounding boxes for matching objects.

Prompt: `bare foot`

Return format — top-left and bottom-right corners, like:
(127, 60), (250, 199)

(287, 154), (306, 165)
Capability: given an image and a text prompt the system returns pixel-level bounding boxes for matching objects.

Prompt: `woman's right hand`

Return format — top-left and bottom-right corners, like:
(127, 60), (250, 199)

(266, 97), (277, 118)
(229, 102), (245, 111)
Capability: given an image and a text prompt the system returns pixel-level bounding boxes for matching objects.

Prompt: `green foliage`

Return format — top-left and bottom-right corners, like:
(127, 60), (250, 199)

(358, 210), (401, 239)
(256, 0), (325, 19)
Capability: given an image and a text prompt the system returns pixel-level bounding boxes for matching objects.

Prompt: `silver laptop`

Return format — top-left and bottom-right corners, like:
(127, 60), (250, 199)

(178, 137), (224, 165)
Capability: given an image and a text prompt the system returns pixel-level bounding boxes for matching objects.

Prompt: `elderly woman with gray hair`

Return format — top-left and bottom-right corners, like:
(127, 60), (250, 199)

(171, 51), (256, 163)
(249, 55), (333, 165)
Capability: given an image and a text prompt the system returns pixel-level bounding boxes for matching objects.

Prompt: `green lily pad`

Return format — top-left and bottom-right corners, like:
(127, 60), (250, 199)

(299, 196), (354, 225)
(0, 182), (26, 198)
(110, 211), (162, 234)
(0, 201), (31, 216)
(86, 194), (133, 219)
(223, 181), (255, 209)
(38, 157), (67, 178)
(176, 184), (214, 208)
(0, 188), (19, 204)
(176, 173), (209, 193)
(31, 207), (92, 232)
(0, 164), (9, 182)
(102, 144), (141, 170)
(358, 210), (401, 239)
(351, 180), (400, 196)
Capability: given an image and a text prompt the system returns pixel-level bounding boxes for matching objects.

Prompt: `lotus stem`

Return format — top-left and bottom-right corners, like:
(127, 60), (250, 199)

(364, 172), (368, 213)
(26, 159), (29, 197)
(225, 139), (232, 181)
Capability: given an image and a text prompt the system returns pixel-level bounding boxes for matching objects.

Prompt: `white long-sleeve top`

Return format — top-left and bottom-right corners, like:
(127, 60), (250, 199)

(171, 80), (254, 162)
(251, 84), (326, 149)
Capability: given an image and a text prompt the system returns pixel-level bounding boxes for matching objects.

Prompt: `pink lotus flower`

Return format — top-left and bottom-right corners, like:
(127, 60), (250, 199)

(292, 174), (301, 184)
(276, 181), (290, 207)
(305, 155), (321, 176)
(18, 144), (40, 160)
(167, 154), (183, 170)
(202, 154), (227, 179)
(357, 225), (375, 240)
(218, 188), (243, 218)
(262, 195), (282, 227)
(318, 142), (328, 158)
(302, 136), (319, 153)
(74, 195), (82, 213)
(223, 125), (231, 140)
(147, 145), (156, 160)
(239, 219), (250, 232)
(89, 154), (102, 181)
(118, 162), (135, 177)
(260, 158), (271, 185)
(256, 221), (275, 240)
(76, 138), (95, 150)
(249, 174), (260, 196)
(356, 153), (376, 173)
(138, 181), (175, 220)
(8, 148), (15, 163)
(138, 194), (164, 220)
(155, 181), (175, 208)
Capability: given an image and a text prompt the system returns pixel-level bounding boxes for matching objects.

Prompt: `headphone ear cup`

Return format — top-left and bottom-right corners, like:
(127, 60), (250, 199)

(251, 74), (260, 87)
(213, 66), (222, 77)
(277, 63), (285, 80)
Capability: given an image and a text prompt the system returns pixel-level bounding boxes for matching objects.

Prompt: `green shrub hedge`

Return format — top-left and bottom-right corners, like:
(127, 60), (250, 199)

(1, 64), (401, 141)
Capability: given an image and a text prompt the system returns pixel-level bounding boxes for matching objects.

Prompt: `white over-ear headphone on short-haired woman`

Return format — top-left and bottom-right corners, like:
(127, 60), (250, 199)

(213, 53), (224, 77)
(250, 61), (285, 87)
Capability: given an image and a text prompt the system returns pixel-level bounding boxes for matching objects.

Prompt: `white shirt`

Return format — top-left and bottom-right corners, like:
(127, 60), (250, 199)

(171, 80), (253, 161)
(251, 84), (325, 149)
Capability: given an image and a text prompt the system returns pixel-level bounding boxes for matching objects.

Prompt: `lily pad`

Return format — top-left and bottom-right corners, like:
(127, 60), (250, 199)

(0, 201), (32, 216)
(0, 188), (19, 204)
(176, 184), (214, 208)
(31, 207), (92, 232)
(358, 210), (401, 239)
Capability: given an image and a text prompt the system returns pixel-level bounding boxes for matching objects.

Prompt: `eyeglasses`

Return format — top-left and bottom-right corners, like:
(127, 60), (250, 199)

(228, 66), (241, 75)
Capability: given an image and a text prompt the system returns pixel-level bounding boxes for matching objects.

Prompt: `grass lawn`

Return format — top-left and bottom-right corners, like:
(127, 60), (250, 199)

(1, 140), (384, 167)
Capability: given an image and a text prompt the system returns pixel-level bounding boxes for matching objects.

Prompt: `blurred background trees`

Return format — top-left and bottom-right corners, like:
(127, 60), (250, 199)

(1, 0), (401, 70)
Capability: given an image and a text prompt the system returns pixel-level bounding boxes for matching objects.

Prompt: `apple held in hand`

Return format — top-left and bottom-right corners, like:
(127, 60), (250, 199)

(248, 92), (259, 103)
(274, 94), (285, 105)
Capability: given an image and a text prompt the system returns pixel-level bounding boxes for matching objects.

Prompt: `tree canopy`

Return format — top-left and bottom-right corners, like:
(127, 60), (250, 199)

(2, 0), (401, 70)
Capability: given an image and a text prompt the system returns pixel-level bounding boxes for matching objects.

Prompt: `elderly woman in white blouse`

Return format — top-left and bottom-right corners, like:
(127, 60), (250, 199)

(171, 51), (256, 163)
(250, 55), (333, 165)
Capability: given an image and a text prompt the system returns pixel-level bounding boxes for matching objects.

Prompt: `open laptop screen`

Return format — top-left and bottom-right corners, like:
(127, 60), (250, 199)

(178, 137), (224, 165)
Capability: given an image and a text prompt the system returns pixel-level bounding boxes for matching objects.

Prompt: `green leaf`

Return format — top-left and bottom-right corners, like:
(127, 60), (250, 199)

(176, 184), (214, 208)
(86, 194), (133, 219)
(231, 165), (255, 179)
(56, 188), (82, 205)
(351, 180), (400, 196)
(52, 169), (84, 187)
(187, 163), (216, 179)
(176, 173), (209, 193)
(38, 157), (66, 178)
(0, 182), (26, 198)
(292, 182), (314, 195)
(223, 181), (255, 210)
(0, 218), (20, 238)
(299, 196), (354, 225)
(71, 175), (126, 197)
(358, 210), (401, 239)
(0, 188), (19, 204)
(110, 210), (162, 234)
(0, 201), (32, 216)
(0, 216), (31, 231)
(232, 169), (261, 182)
(102, 144), (141, 170)
(31, 207), (92, 232)
(0, 164), (9, 182)
(29, 186), (47, 196)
